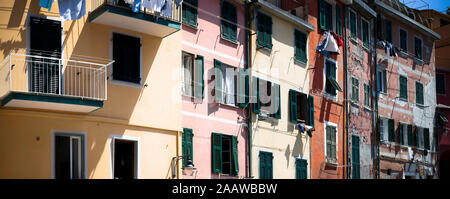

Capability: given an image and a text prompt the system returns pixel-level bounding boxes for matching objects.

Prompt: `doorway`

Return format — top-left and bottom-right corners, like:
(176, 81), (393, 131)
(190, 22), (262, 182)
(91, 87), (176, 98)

(54, 134), (84, 179)
(113, 139), (137, 179)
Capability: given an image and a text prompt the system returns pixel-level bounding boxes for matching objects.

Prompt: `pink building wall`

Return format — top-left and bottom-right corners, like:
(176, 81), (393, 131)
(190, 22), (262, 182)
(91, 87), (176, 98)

(181, 0), (248, 179)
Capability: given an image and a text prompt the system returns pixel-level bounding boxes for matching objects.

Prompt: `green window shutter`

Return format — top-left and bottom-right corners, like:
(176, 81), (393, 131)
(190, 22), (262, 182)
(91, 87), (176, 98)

(238, 69), (249, 108)
(332, 127), (337, 161)
(214, 59), (223, 103)
(424, 128), (430, 150)
(259, 151), (273, 179)
(318, 0), (326, 30)
(326, 126), (331, 160)
(350, 11), (356, 38)
(399, 76), (408, 100)
(295, 30), (307, 62)
(352, 135), (360, 179)
(268, 153), (273, 179)
(183, 0), (198, 27)
(257, 13), (265, 46)
(194, 55), (204, 98)
(414, 127), (419, 147)
(436, 74), (445, 94)
(221, 1), (237, 42)
(364, 84), (370, 107)
(388, 119), (395, 142)
(231, 3), (237, 41)
(336, 5), (342, 36)
(407, 125), (413, 146)
(252, 77), (261, 114)
(266, 16), (273, 48)
(308, 95), (315, 127)
(352, 78), (359, 103)
(400, 29), (407, 51)
(296, 159), (308, 179)
(362, 20), (369, 48)
(416, 82), (424, 105)
(398, 123), (403, 145)
(415, 38), (422, 59)
(232, 136), (239, 176)
(386, 20), (392, 43)
(289, 89), (298, 124)
(211, 133), (222, 173)
(274, 84), (281, 119)
(182, 128), (193, 167)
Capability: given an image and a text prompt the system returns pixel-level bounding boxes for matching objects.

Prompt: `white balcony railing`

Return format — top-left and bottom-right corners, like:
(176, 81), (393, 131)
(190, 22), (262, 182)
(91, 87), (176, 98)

(91, 0), (182, 23)
(0, 53), (113, 101)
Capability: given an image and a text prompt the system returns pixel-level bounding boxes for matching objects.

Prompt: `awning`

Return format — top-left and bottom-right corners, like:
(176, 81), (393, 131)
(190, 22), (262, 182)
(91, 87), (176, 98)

(327, 77), (343, 92)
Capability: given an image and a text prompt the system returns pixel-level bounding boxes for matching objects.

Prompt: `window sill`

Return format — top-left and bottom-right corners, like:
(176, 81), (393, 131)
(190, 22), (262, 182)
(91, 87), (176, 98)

(325, 159), (338, 166)
(294, 58), (307, 66)
(350, 37), (358, 44)
(324, 92), (338, 102)
(220, 35), (239, 45)
(415, 103), (425, 108)
(398, 97), (408, 102)
(110, 79), (142, 88)
(182, 21), (198, 30)
(363, 106), (372, 111)
(256, 42), (273, 52)
(219, 102), (240, 109)
(351, 101), (360, 107)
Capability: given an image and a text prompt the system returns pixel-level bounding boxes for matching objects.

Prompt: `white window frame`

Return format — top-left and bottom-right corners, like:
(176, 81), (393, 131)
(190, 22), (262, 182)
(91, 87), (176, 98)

(363, 82), (371, 109)
(323, 58), (339, 101)
(110, 134), (140, 179)
(379, 117), (389, 142)
(324, 121), (338, 164)
(51, 130), (87, 179)
(399, 74), (408, 102)
(351, 75), (360, 105)
(181, 51), (195, 98)
(109, 30), (143, 88)
(398, 122), (408, 146)
(218, 63), (238, 107)
(377, 68), (388, 94)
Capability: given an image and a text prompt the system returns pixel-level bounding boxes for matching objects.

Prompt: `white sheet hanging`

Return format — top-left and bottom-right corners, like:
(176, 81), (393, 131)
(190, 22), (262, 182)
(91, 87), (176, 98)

(161, 0), (173, 17)
(58, 0), (86, 21)
(142, 0), (165, 12)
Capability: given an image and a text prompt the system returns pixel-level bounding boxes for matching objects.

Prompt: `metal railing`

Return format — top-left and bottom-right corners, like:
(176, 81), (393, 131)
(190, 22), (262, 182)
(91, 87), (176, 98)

(91, 0), (182, 23)
(0, 54), (113, 101)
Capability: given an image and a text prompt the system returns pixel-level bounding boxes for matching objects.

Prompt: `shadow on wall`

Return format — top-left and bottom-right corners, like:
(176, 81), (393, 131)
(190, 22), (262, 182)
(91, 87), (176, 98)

(0, 0), (42, 58)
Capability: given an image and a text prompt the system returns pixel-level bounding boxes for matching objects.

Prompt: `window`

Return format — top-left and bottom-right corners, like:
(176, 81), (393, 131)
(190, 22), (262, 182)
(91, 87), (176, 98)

(182, 52), (204, 98)
(294, 29), (307, 63)
(364, 83), (370, 108)
(182, 0), (198, 27)
(182, 128), (194, 167)
(436, 73), (446, 94)
(112, 33), (141, 84)
(379, 118), (389, 141)
(289, 89), (314, 127)
(212, 133), (239, 176)
(351, 77), (359, 103)
(252, 78), (281, 119)
(351, 135), (360, 179)
(361, 18), (370, 48)
(397, 123), (408, 145)
(414, 37), (422, 60)
(415, 81), (424, 105)
(257, 12), (273, 49)
(399, 29), (407, 52)
(54, 134), (85, 179)
(214, 60), (248, 106)
(295, 159), (308, 179)
(399, 75), (408, 101)
(221, 1), (237, 42)
(259, 151), (273, 179)
(113, 138), (137, 179)
(388, 118), (395, 142)
(326, 124), (337, 163)
(385, 20), (392, 43)
(318, 0), (333, 31)
(336, 5), (342, 36)
(424, 128), (430, 150)
(325, 59), (342, 96)
(377, 69), (387, 94)
(407, 125), (413, 147)
(349, 10), (357, 39)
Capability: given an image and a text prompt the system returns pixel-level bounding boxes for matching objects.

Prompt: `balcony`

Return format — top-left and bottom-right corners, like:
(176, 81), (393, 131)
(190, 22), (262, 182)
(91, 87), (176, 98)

(89, 0), (181, 37)
(0, 54), (113, 113)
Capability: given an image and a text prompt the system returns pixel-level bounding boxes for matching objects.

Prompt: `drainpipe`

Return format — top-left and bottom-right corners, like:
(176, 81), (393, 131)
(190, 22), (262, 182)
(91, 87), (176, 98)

(374, 10), (380, 180)
(344, 5), (350, 179)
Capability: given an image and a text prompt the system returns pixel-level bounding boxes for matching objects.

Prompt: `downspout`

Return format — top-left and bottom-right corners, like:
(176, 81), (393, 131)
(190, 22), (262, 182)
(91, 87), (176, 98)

(344, 5), (350, 179)
(373, 8), (380, 179)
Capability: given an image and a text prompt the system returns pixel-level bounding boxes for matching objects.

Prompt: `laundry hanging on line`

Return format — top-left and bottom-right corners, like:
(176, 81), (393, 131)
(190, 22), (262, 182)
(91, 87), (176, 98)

(174, 0), (183, 9)
(132, 0), (142, 13)
(39, 0), (54, 11)
(331, 32), (343, 47)
(143, 0), (165, 13)
(297, 123), (305, 133)
(58, 0), (86, 21)
(316, 31), (340, 58)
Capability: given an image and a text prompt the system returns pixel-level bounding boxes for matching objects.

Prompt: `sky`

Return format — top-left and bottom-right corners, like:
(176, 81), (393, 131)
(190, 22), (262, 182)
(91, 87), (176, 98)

(403, 0), (450, 13)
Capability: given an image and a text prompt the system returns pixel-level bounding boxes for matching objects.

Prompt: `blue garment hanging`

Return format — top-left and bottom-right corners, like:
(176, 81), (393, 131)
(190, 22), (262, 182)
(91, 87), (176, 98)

(133, 0), (142, 13)
(58, 0), (86, 21)
(297, 123), (305, 134)
(39, 0), (54, 11)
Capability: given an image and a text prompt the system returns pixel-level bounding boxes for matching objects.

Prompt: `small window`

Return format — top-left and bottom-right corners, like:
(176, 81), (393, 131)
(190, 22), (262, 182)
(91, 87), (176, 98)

(351, 77), (359, 103)
(221, 1), (237, 42)
(379, 118), (389, 141)
(289, 90), (314, 126)
(385, 20), (392, 43)
(414, 37), (422, 60)
(212, 133), (239, 176)
(295, 159), (308, 179)
(336, 5), (342, 36)
(182, 128), (194, 167)
(436, 73), (446, 94)
(415, 81), (424, 105)
(377, 69), (387, 94)
(361, 18), (370, 48)
(399, 29), (407, 52)
(214, 60), (237, 106)
(399, 75), (408, 101)
(349, 10), (357, 39)
(364, 83), (370, 108)
(182, 52), (204, 98)
(318, 0), (333, 31)
(259, 151), (273, 179)
(113, 139), (137, 179)
(388, 119), (395, 142)
(326, 125), (337, 163)
(325, 59), (342, 96)
(112, 33), (141, 84)
(257, 12), (273, 49)
(294, 29), (307, 63)
(397, 123), (407, 145)
(182, 0), (198, 27)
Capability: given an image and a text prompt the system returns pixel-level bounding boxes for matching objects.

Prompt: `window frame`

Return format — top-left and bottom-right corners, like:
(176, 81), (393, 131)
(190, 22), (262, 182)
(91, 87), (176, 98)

(415, 81), (424, 106)
(414, 36), (423, 60)
(349, 9), (357, 40)
(399, 27), (408, 52)
(110, 31), (142, 88)
(399, 75), (408, 101)
(182, 0), (198, 28)
(361, 17), (370, 49)
(324, 58), (341, 99)
(436, 73), (446, 95)
(363, 83), (371, 108)
(211, 133), (239, 176)
(52, 131), (87, 179)
(294, 29), (308, 63)
(324, 121), (338, 164)
(377, 68), (388, 94)
(256, 12), (273, 49)
(385, 19), (392, 43)
(181, 51), (195, 97)
(220, 0), (238, 43)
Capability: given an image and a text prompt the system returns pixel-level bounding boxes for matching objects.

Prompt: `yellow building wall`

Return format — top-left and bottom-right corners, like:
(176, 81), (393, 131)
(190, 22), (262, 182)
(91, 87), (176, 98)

(0, 1), (182, 178)
(250, 9), (311, 179)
